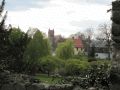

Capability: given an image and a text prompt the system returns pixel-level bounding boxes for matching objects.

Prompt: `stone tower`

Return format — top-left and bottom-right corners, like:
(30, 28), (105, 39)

(48, 28), (55, 52)
(110, 1), (120, 90)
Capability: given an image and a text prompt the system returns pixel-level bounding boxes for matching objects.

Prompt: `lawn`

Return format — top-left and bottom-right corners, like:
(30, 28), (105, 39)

(36, 74), (63, 84)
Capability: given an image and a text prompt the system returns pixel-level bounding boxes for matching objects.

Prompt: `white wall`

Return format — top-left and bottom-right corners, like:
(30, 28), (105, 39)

(95, 53), (112, 59)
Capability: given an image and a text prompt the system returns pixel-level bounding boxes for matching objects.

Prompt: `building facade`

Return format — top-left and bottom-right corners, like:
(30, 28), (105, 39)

(72, 36), (84, 55)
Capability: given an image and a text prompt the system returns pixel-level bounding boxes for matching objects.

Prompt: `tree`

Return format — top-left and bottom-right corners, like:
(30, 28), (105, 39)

(23, 30), (50, 74)
(96, 23), (111, 60)
(0, 0), (11, 70)
(40, 56), (57, 76)
(56, 40), (74, 60)
(85, 28), (94, 40)
(88, 43), (96, 62)
(40, 56), (63, 76)
(8, 27), (30, 72)
(85, 28), (94, 52)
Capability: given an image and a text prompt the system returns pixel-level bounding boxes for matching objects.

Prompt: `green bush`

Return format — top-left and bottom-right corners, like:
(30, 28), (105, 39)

(39, 56), (64, 76)
(56, 60), (111, 89)
(87, 60), (111, 88)
(72, 55), (88, 61)
(64, 59), (90, 76)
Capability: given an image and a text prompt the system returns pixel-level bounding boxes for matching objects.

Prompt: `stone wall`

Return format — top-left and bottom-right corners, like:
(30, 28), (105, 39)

(0, 83), (73, 90)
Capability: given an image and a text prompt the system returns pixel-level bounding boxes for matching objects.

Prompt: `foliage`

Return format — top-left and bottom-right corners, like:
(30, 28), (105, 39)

(8, 27), (30, 72)
(88, 44), (96, 62)
(40, 56), (58, 76)
(56, 40), (74, 60)
(86, 61), (111, 89)
(36, 74), (62, 84)
(73, 54), (88, 61)
(23, 30), (50, 74)
(64, 60), (111, 89)
(65, 59), (90, 76)
(40, 56), (64, 76)
(0, 0), (11, 70)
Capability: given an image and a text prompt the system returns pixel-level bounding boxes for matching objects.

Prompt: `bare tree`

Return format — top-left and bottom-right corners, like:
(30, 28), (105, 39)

(96, 23), (112, 60)
(85, 28), (94, 40)
(86, 28), (96, 61)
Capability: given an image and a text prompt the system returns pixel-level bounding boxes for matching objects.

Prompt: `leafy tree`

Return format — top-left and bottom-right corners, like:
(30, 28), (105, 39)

(23, 30), (50, 74)
(40, 56), (57, 76)
(40, 56), (64, 76)
(0, 0), (11, 70)
(8, 27), (30, 72)
(56, 40), (74, 60)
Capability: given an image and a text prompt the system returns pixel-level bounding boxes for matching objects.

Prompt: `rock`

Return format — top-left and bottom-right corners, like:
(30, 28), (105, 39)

(29, 76), (40, 83)
(88, 87), (97, 90)
(1, 84), (14, 90)
(14, 83), (26, 90)
(26, 83), (45, 90)
(110, 84), (120, 90)
(73, 86), (84, 90)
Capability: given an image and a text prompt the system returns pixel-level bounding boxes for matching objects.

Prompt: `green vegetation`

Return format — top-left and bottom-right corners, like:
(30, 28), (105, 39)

(8, 27), (30, 72)
(35, 60), (111, 86)
(23, 30), (50, 74)
(73, 54), (88, 61)
(40, 56), (59, 76)
(56, 40), (74, 60)
(65, 59), (90, 76)
(36, 74), (62, 84)
(88, 44), (96, 62)
(0, 0), (10, 70)
(0, 1), (112, 89)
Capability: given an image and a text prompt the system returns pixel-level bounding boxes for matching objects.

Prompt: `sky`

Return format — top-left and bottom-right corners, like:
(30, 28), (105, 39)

(5, 0), (112, 37)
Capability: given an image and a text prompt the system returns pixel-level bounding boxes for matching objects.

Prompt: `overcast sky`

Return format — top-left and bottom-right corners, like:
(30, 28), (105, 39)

(5, 0), (112, 37)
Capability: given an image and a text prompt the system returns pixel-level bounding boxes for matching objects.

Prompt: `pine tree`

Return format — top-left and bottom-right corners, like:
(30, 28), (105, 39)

(0, 0), (10, 70)
(8, 27), (31, 72)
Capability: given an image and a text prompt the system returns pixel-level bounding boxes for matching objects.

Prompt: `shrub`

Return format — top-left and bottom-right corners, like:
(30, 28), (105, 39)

(65, 59), (90, 76)
(86, 61), (111, 88)
(73, 54), (88, 61)
(60, 60), (111, 89)
(39, 56), (64, 76)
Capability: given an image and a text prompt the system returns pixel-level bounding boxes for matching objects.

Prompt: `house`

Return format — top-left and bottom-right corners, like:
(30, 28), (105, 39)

(72, 36), (84, 55)
(93, 40), (112, 59)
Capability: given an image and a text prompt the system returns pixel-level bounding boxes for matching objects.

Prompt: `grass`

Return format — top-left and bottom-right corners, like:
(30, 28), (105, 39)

(36, 74), (62, 84)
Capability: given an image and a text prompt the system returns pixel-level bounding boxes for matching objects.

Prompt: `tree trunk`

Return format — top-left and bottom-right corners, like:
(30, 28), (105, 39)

(47, 71), (50, 77)
(108, 47), (111, 60)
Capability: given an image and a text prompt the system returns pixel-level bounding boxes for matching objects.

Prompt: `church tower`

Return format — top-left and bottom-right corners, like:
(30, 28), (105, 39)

(48, 28), (55, 52)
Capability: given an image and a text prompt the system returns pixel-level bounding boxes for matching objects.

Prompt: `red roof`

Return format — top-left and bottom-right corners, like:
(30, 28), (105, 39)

(73, 37), (83, 48)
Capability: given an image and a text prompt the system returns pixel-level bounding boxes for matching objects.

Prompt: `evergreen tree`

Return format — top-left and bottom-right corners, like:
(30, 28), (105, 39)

(88, 43), (96, 62)
(8, 27), (31, 72)
(23, 30), (50, 74)
(0, 0), (10, 70)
